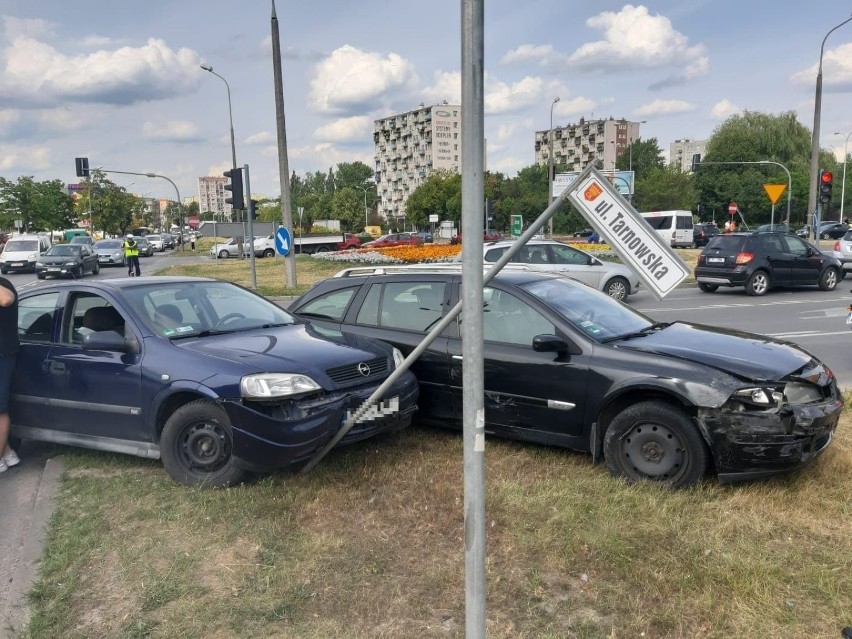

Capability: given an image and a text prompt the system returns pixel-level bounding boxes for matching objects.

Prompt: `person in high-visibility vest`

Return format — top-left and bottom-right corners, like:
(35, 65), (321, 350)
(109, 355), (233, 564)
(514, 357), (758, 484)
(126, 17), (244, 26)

(124, 234), (141, 277)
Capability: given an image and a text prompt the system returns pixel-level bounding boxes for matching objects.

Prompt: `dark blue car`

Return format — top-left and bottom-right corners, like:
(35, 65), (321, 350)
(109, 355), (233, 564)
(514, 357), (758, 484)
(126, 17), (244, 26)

(10, 277), (418, 487)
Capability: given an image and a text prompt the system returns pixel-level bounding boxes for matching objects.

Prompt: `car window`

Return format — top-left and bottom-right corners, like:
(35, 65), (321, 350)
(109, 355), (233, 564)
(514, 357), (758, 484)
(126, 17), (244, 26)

(643, 215), (673, 230)
(481, 288), (554, 345)
(704, 235), (747, 253)
(760, 235), (785, 254)
(357, 281), (445, 332)
(295, 287), (358, 321)
(4, 240), (38, 252)
(782, 236), (809, 257)
(676, 216), (694, 230)
(62, 293), (126, 344)
(18, 292), (59, 342)
(550, 244), (590, 265)
(483, 247), (506, 263)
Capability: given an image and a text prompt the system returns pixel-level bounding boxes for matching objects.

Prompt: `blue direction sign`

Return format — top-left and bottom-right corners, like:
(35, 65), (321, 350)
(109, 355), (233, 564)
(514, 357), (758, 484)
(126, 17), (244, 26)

(274, 227), (292, 256)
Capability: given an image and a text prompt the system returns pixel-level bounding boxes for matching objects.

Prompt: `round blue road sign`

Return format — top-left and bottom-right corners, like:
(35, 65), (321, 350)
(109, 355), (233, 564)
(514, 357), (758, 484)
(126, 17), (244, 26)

(275, 227), (292, 256)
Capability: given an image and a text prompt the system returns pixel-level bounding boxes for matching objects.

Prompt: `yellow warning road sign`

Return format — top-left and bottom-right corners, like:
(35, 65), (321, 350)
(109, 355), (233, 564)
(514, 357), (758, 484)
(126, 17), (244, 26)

(763, 184), (786, 205)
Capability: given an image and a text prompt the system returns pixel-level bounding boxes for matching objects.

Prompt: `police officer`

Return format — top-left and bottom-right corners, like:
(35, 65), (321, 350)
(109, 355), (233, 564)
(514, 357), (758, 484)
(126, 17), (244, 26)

(124, 234), (141, 276)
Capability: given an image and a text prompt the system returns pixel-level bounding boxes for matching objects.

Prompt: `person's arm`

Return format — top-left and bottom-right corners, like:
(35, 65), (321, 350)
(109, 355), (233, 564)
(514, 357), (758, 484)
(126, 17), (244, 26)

(0, 282), (15, 308)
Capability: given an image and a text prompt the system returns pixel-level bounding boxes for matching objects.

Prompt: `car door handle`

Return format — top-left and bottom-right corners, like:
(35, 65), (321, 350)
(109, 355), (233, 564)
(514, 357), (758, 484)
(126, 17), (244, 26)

(48, 361), (65, 374)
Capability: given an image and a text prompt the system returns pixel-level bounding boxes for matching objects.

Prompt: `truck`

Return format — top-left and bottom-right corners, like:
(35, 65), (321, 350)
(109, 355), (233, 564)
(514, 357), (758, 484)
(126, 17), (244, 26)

(292, 232), (361, 254)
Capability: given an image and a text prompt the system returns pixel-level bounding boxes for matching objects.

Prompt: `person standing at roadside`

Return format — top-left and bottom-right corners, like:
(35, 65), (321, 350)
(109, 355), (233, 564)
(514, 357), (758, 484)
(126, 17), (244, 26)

(0, 276), (19, 473)
(124, 233), (141, 277)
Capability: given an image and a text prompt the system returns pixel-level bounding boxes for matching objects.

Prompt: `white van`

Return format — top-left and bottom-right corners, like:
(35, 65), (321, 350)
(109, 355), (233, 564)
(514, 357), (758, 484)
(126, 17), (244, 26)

(0, 234), (52, 274)
(641, 210), (694, 248)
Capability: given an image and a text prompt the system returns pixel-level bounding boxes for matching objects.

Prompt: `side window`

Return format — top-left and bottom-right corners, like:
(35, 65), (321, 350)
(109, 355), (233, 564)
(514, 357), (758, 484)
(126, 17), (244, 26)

(295, 287), (358, 321)
(550, 245), (589, 265)
(677, 216), (694, 230)
(782, 236), (809, 257)
(483, 247), (506, 263)
(18, 293), (59, 342)
(356, 284), (382, 325)
(482, 288), (554, 345)
(372, 282), (445, 332)
(62, 293), (126, 344)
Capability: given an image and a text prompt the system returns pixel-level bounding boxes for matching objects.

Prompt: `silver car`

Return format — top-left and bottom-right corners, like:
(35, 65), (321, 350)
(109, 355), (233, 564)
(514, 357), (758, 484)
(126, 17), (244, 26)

(92, 239), (126, 267)
(146, 234), (165, 251)
(832, 229), (852, 278)
(483, 239), (640, 301)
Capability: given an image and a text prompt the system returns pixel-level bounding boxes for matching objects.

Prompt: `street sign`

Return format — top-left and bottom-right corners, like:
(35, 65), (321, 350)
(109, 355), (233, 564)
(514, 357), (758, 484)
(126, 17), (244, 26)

(274, 226), (291, 256)
(510, 214), (523, 237)
(554, 170), (634, 198)
(763, 184), (786, 205)
(565, 167), (690, 300)
(429, 214), (439, 223)
(728, 201), (738, 215)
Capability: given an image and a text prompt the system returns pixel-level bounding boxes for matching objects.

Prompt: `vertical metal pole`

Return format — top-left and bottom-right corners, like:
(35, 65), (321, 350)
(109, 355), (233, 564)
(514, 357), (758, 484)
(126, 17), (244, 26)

(547, 97), (558, 237)
(271, 0), (297, 287)
(461, 0), (485, 636)
(244, 164), (257, 290)
(841, 133), (850, 222)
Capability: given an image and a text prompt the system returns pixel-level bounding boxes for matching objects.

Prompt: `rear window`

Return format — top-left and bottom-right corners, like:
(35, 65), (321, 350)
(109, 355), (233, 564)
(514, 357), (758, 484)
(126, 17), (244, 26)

(704, 235), (748, 253)
(844, 230), (852, 241)
(643, 216), (673, 230)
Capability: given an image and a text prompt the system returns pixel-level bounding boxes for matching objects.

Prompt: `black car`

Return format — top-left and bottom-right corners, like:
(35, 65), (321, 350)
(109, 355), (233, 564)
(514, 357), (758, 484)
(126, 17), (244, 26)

(35, 244), (100, 279)
(10, 277), (419, 487)
(819, 222), (849, 240)
(290, 265), (842, 488)
(695, 231), (841, 296)
(692, 223), (719, 247)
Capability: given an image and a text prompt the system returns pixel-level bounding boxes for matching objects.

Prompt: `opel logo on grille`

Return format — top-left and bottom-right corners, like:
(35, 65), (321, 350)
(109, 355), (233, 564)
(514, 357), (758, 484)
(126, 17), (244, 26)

(357, 362), (371, 376)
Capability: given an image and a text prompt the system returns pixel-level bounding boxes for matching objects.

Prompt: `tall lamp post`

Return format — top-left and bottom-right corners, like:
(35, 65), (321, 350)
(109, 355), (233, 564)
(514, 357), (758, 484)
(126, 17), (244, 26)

(834, 131), (852, 222)
(355, 185), (369, 229)
(807, 14), (852, 239)
(200, 63), (239, 221)
(547, 96), (560, 236)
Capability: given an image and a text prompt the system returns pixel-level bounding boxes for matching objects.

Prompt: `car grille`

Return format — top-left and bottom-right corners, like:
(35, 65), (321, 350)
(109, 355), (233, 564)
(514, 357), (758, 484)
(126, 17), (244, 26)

(325, 357), (388, 385)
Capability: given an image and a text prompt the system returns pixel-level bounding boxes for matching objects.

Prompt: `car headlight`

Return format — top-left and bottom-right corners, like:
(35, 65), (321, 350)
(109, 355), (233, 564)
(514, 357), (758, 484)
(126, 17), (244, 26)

(732, 386), (784, 407)
(113, 252), (123, 259)
(392, 347), (405, 369)
(64, 260), (78, 266)
(240, 373), (321, 398)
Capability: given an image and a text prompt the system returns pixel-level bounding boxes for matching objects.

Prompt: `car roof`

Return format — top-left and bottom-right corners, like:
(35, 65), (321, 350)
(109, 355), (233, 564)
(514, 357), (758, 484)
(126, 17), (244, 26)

(19, 276), (218, 296)
(331, 263), (563, 286)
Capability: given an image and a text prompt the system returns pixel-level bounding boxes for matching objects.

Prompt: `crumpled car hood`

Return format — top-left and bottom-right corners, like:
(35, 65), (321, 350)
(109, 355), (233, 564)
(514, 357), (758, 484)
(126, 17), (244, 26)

(616, 322), (816, 382)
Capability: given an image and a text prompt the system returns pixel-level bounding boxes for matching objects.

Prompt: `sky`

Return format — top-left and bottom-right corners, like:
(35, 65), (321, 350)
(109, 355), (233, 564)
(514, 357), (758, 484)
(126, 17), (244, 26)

(2, 0), (852, 203)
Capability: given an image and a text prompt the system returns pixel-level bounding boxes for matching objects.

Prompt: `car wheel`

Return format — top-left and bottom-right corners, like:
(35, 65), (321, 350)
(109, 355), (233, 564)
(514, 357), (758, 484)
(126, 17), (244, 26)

(315, 246), (330, 253)
(218, 250), (230, 259)
(263, 248), (275, 258)
(36, 273), (45, 280)
(818, 267), (838, 291)
(603, 276), (629, 301)
(745, 270), (769, 296)
(160, 399), (247, 488)
(92, 262), (100, 275)
(698, 283), (718, 293)
(821, 233), (829, 240)
(0, 268), (7, 275)
(603, 400), (709, 488)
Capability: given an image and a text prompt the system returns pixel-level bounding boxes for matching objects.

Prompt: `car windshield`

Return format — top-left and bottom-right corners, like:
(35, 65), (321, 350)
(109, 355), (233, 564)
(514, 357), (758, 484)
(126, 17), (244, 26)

(4, 240), (38, 252)
(95, 241), (122, 249)
(122, 280), (298, 338)
(148, 235), (161, 241)
(521, 277), (652, 342)
(47, 245), (80, 256)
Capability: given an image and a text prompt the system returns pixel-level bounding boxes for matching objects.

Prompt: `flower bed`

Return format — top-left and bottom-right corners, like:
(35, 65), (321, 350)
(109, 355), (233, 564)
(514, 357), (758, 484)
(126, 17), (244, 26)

(313, 243), (461, 264)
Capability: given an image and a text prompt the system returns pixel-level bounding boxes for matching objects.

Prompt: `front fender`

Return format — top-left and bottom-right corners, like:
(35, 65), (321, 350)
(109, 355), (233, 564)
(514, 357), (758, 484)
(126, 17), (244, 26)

(146, 380), (220, 440)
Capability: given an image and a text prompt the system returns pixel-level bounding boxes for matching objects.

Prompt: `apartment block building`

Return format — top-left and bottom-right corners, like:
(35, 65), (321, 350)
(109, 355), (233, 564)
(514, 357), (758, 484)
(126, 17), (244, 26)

(198, 176), (232, 219)
(669, 138), (707, 173)
(535, 117), (642, 173)
(374, 102), (462, 223)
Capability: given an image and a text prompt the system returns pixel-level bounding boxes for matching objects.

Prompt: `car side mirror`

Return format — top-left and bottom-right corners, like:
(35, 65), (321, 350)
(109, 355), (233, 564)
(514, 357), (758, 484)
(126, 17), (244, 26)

(82, 331), (138, 353)
(532, 334), (580, 355)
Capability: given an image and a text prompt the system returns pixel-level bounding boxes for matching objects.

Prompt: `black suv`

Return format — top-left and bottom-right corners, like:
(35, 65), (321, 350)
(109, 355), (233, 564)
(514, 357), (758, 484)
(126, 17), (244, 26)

(695, 231), (841, 296)
(290, 265), (841, 488)
(692, 223), (719, 247)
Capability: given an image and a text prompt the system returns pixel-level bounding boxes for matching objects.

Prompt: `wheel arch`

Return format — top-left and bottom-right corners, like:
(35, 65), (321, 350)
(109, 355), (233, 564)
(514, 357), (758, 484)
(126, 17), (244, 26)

(149, 384), (219, 442)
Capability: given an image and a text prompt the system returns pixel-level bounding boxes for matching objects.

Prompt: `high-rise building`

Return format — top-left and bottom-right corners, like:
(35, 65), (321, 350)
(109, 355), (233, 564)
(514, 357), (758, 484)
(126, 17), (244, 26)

(535, 117), (642, 173)
(669, 138), (707, 173)
(198, 176), (232, 220)
(374, 102), (462, 224)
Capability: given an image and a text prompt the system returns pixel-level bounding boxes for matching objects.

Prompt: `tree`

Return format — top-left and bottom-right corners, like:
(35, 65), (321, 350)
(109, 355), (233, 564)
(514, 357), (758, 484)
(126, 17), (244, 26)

(335, 162), (374, 190)
(404, 171), (461, 229)
(0, 176), (74, 232)
(331, 188), (363, 232)
(633, 165), (696, 212)
(616, 138), (664, 177)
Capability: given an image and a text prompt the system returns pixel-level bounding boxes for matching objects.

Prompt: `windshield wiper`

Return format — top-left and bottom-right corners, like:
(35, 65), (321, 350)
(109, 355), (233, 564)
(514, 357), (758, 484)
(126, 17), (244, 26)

(601, 322), (670, 344)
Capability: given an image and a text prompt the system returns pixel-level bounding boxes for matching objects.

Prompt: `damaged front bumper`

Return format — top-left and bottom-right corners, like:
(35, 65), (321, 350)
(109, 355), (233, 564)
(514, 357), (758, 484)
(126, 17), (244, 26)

(220, 371), (419, 472)
(697, 390), (843, 483)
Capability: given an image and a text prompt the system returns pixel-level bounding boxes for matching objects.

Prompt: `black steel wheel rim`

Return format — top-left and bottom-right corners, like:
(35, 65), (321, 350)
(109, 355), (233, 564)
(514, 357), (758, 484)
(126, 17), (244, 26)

(177, 421), (231, 473)
(621, 422), (686, 480)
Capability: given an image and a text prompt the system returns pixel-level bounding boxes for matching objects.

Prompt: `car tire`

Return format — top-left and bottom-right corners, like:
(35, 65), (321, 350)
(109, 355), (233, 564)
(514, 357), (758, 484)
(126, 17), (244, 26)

(315, 246), (330, 253)
(263, 248), (275, 258)
(745, 270), (769, 296)
(603, 400), (709, 488)
(818, 267), (839, 291)
(0, 268), (7, 275)
(36, 273), (45, 280)
(603, 276), (629, 301)
(698, 283), (718, 293)
(92, 262), (100, 275)
(218, 250), (230, 259)
(821, 233), (829, 240)
(160, 399), (247, 488)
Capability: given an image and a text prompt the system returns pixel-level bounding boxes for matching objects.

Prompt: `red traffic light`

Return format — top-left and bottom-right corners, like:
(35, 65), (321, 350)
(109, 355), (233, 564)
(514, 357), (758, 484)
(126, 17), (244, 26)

(821, 171), (833, 183)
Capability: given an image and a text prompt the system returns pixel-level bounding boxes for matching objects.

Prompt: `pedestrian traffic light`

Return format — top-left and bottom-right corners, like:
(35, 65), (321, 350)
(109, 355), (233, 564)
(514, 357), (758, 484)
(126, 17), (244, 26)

(75, 157), (89, 177)
(819, 169), (833, 204)
(224, 168), (244, 210)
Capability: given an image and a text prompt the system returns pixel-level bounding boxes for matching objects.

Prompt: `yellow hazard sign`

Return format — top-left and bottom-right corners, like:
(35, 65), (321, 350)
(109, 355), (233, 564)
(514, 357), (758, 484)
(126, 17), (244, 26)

(763, 184), (786, 205)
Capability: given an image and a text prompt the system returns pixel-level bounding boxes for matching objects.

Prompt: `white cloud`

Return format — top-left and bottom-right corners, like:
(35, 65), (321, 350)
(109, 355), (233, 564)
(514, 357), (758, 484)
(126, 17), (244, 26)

(489, 155), (527, 176)
(634, 99), (696, 117)
(791, 42), (852, 91)
(710, 99), (741, 120)
(245, 131), (275, 145)
(555, 96), (598, 117)
(421, 71), (461, 104)
(1, 35), (202, 107)
(0, 143), (52, 172)
(309, 45), (418, 114)
(314, 116), (371, 143)
(206, 162), (232, 178)
(288, 142), (373, 172)
(2, 16), (54, 39)
(485, 76), (544, 114)
(80, 35), (114, 48)
(142, 121), (202, 142)
(500, 44), (568, 68)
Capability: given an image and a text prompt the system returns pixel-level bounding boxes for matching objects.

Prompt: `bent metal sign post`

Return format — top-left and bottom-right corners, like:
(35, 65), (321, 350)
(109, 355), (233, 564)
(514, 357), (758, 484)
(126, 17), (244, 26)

(564, 166), (690, 300)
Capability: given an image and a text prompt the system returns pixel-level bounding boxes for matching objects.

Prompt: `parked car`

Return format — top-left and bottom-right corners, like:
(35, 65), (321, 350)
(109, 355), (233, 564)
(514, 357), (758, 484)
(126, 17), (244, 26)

(832, 230), (852, 278)
(361, 232), (424, 249)
(754, 223), (792, 234)
(35, 244), (100, 279)
(210, 237), (275, 259)
(482, 239), (640, 301)
(414, 230), (434, 243)
(695, 231), (841, 296)
(818, 222), (848, 240)
(10, 277), (418, 487)
(146, 234), (165, 252)
(586, 232), (601, 244)
(693, 223), (720, 247)
(0, 235), (53, 273)
(93, 239), (126, 268)
(210, 238), (243, 258)
(796, 225), (810, 238)
(135, 237), (154, 257)
(291, 265), (842, 488)
(572, 228), (595, 239)
(68, 235), (94, 246)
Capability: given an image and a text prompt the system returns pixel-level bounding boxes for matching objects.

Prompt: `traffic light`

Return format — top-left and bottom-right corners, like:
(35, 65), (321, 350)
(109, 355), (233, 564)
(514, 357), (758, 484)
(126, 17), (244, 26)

(819, 169), (833, 204)
(75, 157), (89, 177)
(691, 153), (701, 172)
(224, 168), (244, 210)
(248, 199), (258, 220)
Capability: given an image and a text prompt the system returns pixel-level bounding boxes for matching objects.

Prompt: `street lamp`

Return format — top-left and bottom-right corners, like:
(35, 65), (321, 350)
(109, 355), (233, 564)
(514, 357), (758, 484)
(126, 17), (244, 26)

(355, 185), (369, 229)
(807, 13), (852, 238)
(834, 131), (852, 222)
(547, 96), (560, 236)
(200, 63), (239, 219)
